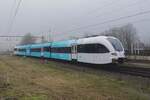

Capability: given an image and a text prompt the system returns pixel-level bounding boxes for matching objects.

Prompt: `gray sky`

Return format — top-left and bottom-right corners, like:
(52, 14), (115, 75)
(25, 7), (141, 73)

(0, 0), (150, 43)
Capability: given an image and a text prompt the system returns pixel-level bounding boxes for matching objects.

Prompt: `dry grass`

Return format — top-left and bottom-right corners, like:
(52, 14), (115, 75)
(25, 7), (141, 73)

(0, 55), (149, 100)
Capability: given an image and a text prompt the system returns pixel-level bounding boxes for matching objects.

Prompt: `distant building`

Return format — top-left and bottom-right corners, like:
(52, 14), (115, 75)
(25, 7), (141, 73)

(0, 33), (46, 52)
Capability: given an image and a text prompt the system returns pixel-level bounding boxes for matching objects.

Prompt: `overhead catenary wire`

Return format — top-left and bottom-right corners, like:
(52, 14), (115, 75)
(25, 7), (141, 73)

(93, 0), (148, 18)
(58, 17), (150, 42)
(64, 10), (150, 33)
(82, 0), (122, 15)
(60, 0), (149, 35)
(92, 18), (150, 34)
(6, 0), (17, 33)
(70, 0), (121, 23)
(86, 0), (141, 15)
(68, 0), (145, 26)
(7, 0), (23, 34)
(0, 35), (42, 39)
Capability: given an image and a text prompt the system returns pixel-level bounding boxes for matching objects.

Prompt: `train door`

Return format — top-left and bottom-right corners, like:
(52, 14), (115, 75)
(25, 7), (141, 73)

(71, 44), (77, 60)
(26, 48), (30, 56)
(41, 47), (44, 57)
(49, 46), (51, 58)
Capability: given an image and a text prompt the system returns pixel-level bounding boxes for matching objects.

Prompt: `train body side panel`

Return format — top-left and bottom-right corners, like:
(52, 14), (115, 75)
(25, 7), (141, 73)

(14, 36), (125, 64)
(30, 52), (41, 57)
(42, 42), (51, 58)
(17, 51), (26, 56)
(43, 52), (50, 58)
(51, 40), (76, 48)
(15, 45), (29, 56)
(26, 45), (31, 56)
(30, 43), (43, 57)
(51, 40), (76, 61)
(51, 53), (71, 61)
(77, 53), (112, 64)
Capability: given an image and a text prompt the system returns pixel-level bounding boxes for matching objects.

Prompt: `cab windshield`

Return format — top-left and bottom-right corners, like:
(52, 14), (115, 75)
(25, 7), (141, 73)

(107, 38), (123, 51)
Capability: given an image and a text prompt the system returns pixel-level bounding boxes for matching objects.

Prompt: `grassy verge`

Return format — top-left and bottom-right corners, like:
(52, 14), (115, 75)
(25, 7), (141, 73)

(0, 55), (149, 100)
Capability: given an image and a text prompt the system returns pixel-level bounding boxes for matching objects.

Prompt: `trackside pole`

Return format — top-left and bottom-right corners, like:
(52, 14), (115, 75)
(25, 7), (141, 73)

(40, 48), (48, 64)
(41, 48), (44, 64)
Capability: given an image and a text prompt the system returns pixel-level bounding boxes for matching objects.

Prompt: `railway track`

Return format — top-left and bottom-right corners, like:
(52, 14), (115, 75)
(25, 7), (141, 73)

(47, 59), (150, 78)
(100, 65), (150, 78)
(9, 56), (150, 78)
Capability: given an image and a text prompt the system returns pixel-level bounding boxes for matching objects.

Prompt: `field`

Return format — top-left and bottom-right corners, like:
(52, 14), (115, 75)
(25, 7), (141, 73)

(0, 55), (150, 100)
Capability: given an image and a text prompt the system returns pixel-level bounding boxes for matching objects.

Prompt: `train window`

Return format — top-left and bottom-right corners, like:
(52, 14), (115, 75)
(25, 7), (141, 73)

(97, 44), (110, 53)
(18, 48), (26, 52)
(107, 38), (123, 51)
(51, 47), (71, 53)
(44, 47), (51, 52)
(31, 48), (41, 52)
(14, 48), (17, 51)
(71, 45), (77, 53)
(77, 44), (109, 53)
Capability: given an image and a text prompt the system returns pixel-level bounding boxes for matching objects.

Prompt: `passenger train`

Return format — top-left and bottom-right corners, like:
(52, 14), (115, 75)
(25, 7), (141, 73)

(14, 36), (125, 64)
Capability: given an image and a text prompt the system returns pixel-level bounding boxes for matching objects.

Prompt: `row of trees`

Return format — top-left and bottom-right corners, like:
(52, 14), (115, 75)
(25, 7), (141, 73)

(102, 24), (140, 53)
(20, 23), (149, 55)
(81, 24), (141, 54)
(19, 33), (48, 45)
(81, 23), (149, 55)
(20, 33), (36, 45)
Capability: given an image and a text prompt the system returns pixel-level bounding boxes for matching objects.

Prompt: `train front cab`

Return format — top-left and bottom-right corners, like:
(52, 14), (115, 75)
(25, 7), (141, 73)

(51, 40), (76, 61)
(14, 46), (27, 56)
(76, 37), (114, 64)
(107, 37), (125, 64)
(30, 44), (43, 57)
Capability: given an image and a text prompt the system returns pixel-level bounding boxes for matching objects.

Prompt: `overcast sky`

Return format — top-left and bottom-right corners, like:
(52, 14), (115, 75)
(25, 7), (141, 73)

(0, 0), (150, 43)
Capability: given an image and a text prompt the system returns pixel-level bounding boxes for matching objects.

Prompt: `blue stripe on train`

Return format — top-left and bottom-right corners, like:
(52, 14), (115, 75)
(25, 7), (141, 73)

(51, 53), (71, 61)
(16, 52), (26, 56)
(30, 52), (41, 57)
(43, 52), (50, 58)
(51, 40), (76, 47)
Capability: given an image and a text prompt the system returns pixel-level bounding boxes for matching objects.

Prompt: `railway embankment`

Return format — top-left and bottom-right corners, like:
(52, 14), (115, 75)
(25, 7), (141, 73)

(127, 55), (150, 62)
(0, 55), (150, 100)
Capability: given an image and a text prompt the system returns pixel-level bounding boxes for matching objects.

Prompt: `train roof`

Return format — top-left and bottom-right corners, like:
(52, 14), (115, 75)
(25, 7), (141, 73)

(31, 42), (51, 48)
(51, 40), (76, 47)
(15, 36), (117, 48)
(15, 44), (30, 48)
(77, 36), (110, 44)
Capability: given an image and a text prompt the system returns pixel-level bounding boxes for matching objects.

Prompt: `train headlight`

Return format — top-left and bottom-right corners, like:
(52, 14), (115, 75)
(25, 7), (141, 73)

(111, 53), (117, 56)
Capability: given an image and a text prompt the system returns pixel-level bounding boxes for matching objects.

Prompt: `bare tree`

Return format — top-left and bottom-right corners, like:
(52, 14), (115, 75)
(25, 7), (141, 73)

(41, 36), (48, 43)
(82, 32), (99, 38)
(69, 35), (80, 40)
(144, 43), (150, 50)
(143, 39), (150, 50)
(103, 24), (139, 54)
(20, 33), (36, 45)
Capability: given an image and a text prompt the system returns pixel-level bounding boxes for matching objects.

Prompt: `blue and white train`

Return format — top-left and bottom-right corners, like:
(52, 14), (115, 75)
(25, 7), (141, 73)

(14, 36), (125, 64)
